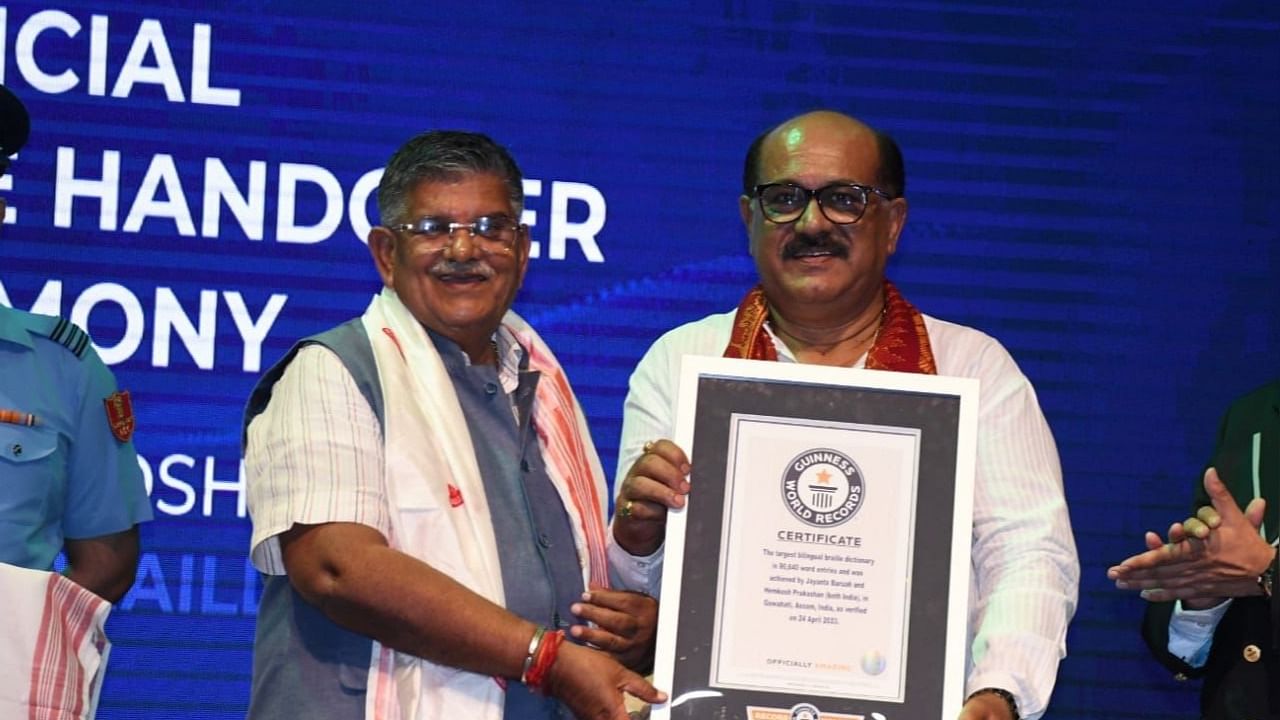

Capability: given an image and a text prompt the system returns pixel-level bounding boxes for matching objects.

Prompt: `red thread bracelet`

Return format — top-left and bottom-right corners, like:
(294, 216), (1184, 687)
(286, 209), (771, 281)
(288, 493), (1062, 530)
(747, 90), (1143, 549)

(522, 629), (565, 695)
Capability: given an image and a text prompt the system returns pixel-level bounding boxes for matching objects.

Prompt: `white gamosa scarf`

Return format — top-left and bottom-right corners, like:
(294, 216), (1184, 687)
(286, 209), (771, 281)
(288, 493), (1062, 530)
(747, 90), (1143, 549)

(0, 563), (112, 720)
(360, 289), (609, 720)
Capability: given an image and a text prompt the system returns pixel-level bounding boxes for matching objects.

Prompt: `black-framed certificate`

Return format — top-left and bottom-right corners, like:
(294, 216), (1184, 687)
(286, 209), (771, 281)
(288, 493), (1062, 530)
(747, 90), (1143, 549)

(652, 357), (978, 720)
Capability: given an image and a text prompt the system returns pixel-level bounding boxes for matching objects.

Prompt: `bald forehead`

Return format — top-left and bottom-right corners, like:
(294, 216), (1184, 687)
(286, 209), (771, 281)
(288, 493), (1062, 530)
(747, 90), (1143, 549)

(758, 112), (880, 185)
(768, 111), (873, 148)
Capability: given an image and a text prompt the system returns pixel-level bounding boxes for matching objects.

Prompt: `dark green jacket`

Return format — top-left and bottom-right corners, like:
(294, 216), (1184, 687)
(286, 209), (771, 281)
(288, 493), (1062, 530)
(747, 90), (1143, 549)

(1143, 380), (1280, 720)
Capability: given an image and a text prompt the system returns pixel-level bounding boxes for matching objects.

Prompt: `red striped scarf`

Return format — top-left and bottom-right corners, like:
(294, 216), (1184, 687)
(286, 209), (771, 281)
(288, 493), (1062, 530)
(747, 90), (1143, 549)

(518, 332), (611, 589)
(724, 279), (937, 375)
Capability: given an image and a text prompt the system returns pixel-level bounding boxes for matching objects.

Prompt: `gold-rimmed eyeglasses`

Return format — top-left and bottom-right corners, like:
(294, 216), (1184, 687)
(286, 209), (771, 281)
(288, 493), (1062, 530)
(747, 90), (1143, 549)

(389, 215), (522, 251)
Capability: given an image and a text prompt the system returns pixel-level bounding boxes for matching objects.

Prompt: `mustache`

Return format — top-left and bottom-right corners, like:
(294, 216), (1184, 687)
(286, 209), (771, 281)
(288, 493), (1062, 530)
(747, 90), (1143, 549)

(781, 233), (850, 260)
(429, 258), (496, 278)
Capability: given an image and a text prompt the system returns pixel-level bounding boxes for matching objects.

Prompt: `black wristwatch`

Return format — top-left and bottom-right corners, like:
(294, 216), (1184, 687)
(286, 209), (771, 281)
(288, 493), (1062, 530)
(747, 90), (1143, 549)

(1260, 548), (1277, 599)
(967, 687), (1020, 720)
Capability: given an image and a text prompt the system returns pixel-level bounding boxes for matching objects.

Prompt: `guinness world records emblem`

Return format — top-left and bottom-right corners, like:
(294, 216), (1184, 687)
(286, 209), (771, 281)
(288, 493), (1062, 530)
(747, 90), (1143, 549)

(780, 448), (865, 527)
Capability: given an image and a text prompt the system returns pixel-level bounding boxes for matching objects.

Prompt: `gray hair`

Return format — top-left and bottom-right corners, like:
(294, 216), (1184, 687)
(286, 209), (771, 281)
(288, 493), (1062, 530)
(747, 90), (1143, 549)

(377, 130), (524, 226)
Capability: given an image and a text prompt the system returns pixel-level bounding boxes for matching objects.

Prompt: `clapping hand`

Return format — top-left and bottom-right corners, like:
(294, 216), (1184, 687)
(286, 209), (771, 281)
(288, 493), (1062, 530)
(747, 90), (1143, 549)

(1107, 468), (1272, 606)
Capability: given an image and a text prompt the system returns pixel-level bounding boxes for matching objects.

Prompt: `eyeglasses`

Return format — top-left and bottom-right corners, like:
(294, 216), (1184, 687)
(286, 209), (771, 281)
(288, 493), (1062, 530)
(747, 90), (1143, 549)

(390, 215), (522, 251)
(752, 182), (896, 225)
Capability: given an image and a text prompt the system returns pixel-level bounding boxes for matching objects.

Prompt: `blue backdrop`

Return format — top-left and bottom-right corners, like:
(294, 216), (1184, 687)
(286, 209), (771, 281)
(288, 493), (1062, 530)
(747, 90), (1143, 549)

(1, 1), (1276, 718)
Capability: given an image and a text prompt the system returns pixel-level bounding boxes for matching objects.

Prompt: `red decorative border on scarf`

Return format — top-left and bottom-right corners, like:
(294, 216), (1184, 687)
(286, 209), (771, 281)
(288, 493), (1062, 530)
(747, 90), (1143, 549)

(723, 280), (936, 375)
(523, 341), (611, 590)
(29, 575), (107, 719)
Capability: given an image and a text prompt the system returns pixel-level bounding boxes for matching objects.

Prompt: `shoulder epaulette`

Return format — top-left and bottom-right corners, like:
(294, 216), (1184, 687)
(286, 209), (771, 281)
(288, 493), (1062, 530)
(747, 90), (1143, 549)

(42, 316), (91, 359)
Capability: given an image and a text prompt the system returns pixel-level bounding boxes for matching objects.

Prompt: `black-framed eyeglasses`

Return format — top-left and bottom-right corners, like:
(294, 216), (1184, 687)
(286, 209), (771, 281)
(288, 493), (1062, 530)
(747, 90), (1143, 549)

(389, 215), (522, 251)
(752, 182), (896, 225)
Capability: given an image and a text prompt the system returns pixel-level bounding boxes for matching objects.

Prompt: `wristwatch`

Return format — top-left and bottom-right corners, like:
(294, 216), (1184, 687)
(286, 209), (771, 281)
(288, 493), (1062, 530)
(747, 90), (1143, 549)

(1259, 548), (1277, 599)
(967, 687), (1019, 720)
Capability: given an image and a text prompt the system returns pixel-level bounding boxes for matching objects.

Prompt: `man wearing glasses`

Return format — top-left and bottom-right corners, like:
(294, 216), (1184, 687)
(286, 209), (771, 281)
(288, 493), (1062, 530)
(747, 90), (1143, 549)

(243, 131), (663, 719)
(609, 111), (1079, 720)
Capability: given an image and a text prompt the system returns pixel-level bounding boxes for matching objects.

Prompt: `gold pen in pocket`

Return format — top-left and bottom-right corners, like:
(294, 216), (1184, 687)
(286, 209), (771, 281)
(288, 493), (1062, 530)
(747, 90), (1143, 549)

(0, 409), (37, 426)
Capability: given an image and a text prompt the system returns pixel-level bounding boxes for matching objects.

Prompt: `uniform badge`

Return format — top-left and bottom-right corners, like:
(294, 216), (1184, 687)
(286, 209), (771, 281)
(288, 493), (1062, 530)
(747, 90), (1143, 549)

(103, 390), (136, 442)
(0, 409), (37, 426)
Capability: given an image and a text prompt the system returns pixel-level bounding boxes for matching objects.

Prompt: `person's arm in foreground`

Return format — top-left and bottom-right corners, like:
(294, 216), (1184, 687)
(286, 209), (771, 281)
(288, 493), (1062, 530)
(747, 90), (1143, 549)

(283, 521), (664, 718)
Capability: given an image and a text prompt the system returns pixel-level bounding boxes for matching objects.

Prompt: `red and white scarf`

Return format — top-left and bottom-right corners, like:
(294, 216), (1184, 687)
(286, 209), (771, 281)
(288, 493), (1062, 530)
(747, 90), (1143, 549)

(0, 564), (112, 720)
(724, 279), (937, 375)
(361, 290), (608, 720)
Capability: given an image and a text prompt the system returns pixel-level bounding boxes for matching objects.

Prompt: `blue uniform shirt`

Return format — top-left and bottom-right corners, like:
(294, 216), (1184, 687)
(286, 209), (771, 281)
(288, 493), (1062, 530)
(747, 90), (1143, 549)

(0, 306), (152, 570)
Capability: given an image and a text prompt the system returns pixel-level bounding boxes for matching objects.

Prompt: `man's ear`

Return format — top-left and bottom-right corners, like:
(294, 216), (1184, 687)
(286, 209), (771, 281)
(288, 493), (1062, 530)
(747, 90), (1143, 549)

(884, 197), (908, 256)
(513, 225), (532, 288)
(738, 194), (753, 229)
(368, 227), (397, 287)
(741, 194), (765, 259)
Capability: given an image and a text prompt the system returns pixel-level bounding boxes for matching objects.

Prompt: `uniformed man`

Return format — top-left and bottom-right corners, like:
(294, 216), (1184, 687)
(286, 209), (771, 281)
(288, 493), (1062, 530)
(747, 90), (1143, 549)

(1, 83), (152, 603)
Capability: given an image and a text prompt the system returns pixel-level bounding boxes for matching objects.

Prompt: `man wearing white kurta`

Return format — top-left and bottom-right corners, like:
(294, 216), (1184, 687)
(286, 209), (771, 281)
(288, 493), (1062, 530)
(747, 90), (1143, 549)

(608, 111), (1078, 720)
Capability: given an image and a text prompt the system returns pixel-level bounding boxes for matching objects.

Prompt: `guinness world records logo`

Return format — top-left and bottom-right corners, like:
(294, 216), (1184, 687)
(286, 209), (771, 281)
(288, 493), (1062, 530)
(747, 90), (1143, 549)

(789, 703), (821, 720)
(781, 448), (864, 527)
